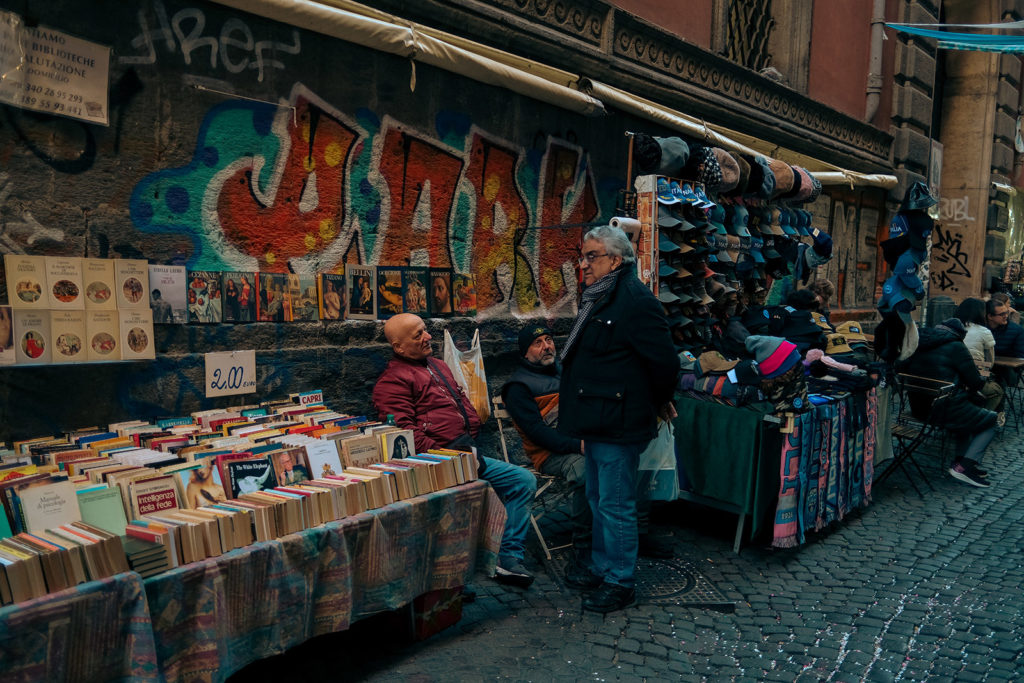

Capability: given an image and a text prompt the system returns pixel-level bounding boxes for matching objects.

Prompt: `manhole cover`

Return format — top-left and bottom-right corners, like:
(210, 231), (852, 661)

(546, 547), (734, 611)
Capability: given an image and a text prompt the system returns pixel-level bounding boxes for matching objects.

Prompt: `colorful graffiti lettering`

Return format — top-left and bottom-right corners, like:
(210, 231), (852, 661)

(130, 82), (606, 314)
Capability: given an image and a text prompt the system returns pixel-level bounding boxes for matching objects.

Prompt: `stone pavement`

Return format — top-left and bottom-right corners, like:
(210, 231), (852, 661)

(232, 429), (1024, 682)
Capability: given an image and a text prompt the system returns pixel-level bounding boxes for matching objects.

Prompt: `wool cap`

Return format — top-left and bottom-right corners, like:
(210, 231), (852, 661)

(518, 324), (553, 357)
(767, 159), (795, 197)
(713, 148), (740, 193)
(747, 335), (801, 379)
(936, 318), (967, 340)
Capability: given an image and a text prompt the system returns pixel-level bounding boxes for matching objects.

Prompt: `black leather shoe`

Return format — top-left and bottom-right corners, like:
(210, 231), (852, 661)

(582, 582), (637, 613)
(563, 563), (602, 590)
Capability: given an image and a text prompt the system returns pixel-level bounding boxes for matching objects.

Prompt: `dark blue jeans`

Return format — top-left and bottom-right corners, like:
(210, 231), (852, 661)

(584, 440), (645, 589)
(480, 455), (536, 564)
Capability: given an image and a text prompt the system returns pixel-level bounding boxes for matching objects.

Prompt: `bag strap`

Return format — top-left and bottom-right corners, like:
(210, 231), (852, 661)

(427, 357), (473, 434)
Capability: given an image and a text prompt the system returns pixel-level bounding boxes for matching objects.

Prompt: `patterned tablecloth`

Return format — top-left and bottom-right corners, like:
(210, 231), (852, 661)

(0, 480), (503, 683)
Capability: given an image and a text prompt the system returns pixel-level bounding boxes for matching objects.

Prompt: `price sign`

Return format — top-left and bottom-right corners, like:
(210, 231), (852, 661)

(204, 350), (257, 398)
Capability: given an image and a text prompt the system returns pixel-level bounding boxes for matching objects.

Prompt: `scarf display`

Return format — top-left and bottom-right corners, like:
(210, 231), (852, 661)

(560, 267), (622, 362)
(772, 389), (876, 547)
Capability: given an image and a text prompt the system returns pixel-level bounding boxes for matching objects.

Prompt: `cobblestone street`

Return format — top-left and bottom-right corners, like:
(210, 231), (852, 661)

(237, 431), (1023, 682)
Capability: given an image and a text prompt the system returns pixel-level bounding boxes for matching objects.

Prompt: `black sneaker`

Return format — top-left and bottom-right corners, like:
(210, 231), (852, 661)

(494, 560), (534, 588)
(949, 462), (990, 488)
(582, 582), (637, 613)
(563, 562), (602, 590)
(961, 459), (988, 478)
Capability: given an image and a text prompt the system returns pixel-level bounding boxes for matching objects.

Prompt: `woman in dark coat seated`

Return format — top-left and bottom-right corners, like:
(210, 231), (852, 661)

(897, 318), (997, 488)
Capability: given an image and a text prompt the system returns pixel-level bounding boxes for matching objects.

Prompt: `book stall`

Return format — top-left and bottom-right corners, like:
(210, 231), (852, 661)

(615, 135), (882, 550)
(0, 395), (502, 682)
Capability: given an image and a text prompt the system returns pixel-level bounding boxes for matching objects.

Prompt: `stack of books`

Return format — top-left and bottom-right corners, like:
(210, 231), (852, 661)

(0, 391), (479, 603)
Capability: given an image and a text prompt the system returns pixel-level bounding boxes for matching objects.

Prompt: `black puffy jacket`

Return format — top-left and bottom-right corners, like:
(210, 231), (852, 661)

(559, 267), (681, 444)
(896, 327), (996, 433)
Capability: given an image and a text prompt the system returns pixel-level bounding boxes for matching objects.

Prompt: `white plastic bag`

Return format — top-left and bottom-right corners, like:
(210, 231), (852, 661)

(637, 420), (679, 501)
(443, 329), (491, 423)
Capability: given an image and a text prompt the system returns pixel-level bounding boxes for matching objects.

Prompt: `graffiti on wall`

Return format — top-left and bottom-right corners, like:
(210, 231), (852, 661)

(931, 195), (976, 294)
(130, 83), (602, 315)
(119, 0), (301, 83)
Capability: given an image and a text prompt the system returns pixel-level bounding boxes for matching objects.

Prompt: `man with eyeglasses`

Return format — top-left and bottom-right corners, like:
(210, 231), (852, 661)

(987, 298), (1024, 420)
(372, 313), (537, 588)
(558, 225), (680, 613)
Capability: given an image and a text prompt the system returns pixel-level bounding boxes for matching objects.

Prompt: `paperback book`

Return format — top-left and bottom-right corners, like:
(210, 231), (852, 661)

(45, 256), (85, 310)
(12, 309), (51, 364)
(49, 310), (87, 363)
(346, 265), (376, 320)
(86, 311), (120, 361)
(4, 255), (47, 310)
(118, 309), (156, 360)
(318, 273), (345, 321)
(222, 272), (257, 322)
(286, 273), (319, 322)
(82, 258), (116, 310)
(148, 265), (187, 324)
(186, 270), (222, 323)
(114, 259), (150, 310)
(376, 266), (403, 319)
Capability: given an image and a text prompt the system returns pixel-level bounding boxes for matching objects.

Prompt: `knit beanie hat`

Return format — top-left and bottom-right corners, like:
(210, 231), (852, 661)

(746, 335), (801, 379)
(518, 324), (554, 356)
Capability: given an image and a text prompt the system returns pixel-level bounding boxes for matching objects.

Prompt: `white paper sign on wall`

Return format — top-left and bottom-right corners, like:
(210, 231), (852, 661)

(205, 350), (257, 398)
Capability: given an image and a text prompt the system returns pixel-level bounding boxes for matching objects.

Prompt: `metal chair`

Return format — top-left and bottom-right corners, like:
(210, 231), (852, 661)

(491, 395), (573, 560)
(876, 372), (955, 496)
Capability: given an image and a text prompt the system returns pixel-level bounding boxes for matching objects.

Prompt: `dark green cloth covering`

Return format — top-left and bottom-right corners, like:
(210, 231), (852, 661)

(673, 397), (782, 539)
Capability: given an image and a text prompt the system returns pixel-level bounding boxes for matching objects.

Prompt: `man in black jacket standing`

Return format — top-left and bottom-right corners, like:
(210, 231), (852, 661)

(559, 225), (681, 613)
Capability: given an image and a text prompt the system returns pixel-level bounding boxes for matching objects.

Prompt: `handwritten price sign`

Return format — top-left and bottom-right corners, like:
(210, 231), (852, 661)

(205, 350), (257, 398)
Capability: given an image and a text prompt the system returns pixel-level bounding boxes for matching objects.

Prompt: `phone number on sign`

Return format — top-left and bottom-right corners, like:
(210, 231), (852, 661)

(5, 91), (83, 117)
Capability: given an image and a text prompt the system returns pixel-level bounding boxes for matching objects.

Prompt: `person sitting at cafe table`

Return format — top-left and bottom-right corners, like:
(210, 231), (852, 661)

(986, 296), (1024, 412)
(897, 318), (997, 488)
(956, 297), (1003, 415)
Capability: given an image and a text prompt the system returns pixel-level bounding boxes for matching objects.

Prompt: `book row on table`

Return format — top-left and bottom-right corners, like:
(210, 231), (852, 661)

(0, 391), (479, 606)
(1, 255), (479, 366)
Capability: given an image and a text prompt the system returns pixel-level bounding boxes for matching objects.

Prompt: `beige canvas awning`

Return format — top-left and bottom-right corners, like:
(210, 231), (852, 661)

(211, 0), (897, 189)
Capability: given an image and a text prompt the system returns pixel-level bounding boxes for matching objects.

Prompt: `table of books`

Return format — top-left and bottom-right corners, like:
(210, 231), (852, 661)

(674, 389), (877, 549)
(0, 480), (503, 683)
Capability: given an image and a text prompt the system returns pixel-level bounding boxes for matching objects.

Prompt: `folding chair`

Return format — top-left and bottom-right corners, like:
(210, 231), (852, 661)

(491, 395), (573, 560)
(876, 372), (955, 497)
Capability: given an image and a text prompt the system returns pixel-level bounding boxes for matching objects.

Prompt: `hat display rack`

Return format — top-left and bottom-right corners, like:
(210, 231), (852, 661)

(618, 133), (831, 360)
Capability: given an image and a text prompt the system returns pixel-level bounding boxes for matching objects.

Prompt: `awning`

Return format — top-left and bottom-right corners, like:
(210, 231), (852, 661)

(211, 0), (897, 189)
(886, 20), (1024, 53)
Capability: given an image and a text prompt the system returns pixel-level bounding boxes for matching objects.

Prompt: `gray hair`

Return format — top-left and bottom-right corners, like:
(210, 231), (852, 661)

(583, 225), (636, 264)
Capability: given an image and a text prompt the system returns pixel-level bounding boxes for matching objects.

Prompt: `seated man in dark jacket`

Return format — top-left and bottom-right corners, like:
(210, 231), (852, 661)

(987, 297), (1024, 394)
(897, 318), (997, 488)
(372, 313), (537, 587)
(501, 325), (590, 557)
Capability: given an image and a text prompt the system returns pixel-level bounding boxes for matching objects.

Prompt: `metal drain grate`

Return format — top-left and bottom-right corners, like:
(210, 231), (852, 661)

(545, 547), (734, 611)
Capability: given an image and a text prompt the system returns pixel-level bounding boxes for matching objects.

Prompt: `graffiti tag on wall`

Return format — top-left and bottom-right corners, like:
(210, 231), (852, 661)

(931, 195), (976, 294)
(130, 83), (602, 315)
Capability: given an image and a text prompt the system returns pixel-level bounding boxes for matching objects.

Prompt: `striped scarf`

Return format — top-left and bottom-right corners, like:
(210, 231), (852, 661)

(560, 267), (622, 362)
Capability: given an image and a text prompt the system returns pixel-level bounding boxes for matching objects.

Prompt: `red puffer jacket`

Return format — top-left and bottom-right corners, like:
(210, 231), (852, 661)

(371, 354), (481, 451)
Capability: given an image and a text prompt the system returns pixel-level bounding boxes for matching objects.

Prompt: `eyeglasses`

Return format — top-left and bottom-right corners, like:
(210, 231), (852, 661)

(991, 311), (1010, 319)
(579, 251), (611, 265)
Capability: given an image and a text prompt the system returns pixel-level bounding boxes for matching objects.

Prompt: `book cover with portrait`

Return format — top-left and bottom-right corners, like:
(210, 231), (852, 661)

(376, 266), (404, 320)
(114, 259), (150, 310)
(428, 268), (454, 318)
(452, 273), (477, 316)
(86, 310), (121, 362)
(45, 256), (85, 310)
(401, 267), (429, 315)
(82, 258), (117, 310)
(345, 265), (376, 321)
(149, 265), (187, 324)
(119, 309), (156, 360)
(4, 254), (47, 310)
(257, 273), (288, 322)
(0, 305), (14, 366)
(186, 270), (223, 324)
(286, 273), (319, 322)
(13, 309), (51, 364)
(50, 310), (87, 363)
(318, 273), (346, 321)
(222, 272), (258, 323)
